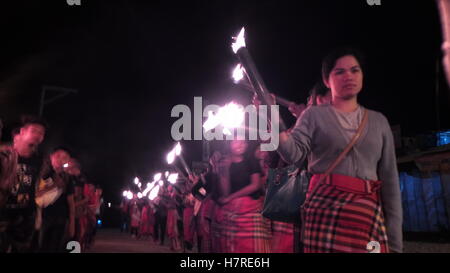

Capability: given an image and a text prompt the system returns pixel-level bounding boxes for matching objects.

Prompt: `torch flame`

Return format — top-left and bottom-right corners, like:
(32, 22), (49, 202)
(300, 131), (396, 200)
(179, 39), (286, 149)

(126, 191), (133, 200)
(134, 177), (139, 185)
(203, 111), (221, 132)
(168, 173), (179, 184)
(220, 102), (245, 130)
(232, 27), (246, 54)
(223, 128), (232, 136)
(153, 173), (162, 181)
(175, 142), (182, 156)
(167, 150), (176, 164)
(203, 102), (245, 133)
(122, 190), (128, 197)
(232, 64), (245, 83)
(137, 192), (143, 199)
(143, 182), (156, 196)
(149, 185), (160, 201)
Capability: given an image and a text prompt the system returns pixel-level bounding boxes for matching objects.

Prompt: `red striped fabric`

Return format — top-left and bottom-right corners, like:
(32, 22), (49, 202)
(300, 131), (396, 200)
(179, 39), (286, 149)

(139, 206), (155, 236)
(302, 174), (389, 253)
(270, 220), (295, 253)
(211, 196), (271, 253)
(166, 209), (179, 239)
(183, 207), (195, 244)
(197, 198), (215, 253)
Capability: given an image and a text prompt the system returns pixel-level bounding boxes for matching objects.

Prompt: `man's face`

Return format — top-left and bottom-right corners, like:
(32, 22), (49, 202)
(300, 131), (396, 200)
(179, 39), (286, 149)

(16, 124), (45, 157)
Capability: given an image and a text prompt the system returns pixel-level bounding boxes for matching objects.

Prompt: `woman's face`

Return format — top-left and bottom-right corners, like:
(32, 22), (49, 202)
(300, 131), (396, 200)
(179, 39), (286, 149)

(325, 55), (363, 101)
(230, 140), (248, 156)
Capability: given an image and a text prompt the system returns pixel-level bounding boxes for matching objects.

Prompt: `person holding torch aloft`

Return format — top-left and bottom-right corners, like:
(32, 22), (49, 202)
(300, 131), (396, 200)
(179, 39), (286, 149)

(273, 47), (402, 253)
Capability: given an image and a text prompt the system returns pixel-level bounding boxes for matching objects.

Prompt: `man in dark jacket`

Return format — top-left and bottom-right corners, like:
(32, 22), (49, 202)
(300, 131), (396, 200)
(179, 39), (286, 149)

(0, 117), (46, 252)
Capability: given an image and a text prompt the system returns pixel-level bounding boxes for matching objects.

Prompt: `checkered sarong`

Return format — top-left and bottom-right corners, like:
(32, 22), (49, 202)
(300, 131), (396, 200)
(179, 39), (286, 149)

(270, 220), (295, 253)
(212, 197), (271, 253)
(302, 174), (389, 253)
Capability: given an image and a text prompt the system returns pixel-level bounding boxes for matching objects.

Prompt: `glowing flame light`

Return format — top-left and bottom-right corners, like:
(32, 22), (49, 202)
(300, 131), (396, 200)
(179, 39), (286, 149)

(232, 64), (245, 83)
(149, 185), (160, 201)
(134, 177), (139, 185)
(232, 27), (246, 54)
(63, 163), (69, 168)
(158, 180), (164, 186)
(203, 111), (221, 132)
(221, 103), (245, 129)
(167, 150), (176, 164)
(153, 173), (162, 181)
(165, 171), (169, 178)
(137, 192), (143, 199)
(203, 102), (245, 134)
(175, 142), (182, 156)
(143, 182), (155, 196)
(122, 191), (128, 197)
(168, 173), (179, 184)
(126, 191), (133, 200)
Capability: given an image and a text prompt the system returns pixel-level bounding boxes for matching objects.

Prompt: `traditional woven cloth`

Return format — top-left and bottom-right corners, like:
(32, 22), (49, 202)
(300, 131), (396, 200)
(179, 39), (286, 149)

(213, 196), (271, 253)
(270, 220), (295, 253)
(166, 209), (179, 239)
(196, 197), (215, 252)
(303, 174), (389, 253)
(139, 206), (154, 236)
(183, 206), (195, 244)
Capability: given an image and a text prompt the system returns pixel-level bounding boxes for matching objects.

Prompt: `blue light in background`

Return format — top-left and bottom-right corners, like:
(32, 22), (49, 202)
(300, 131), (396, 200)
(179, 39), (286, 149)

(437, 131), (450, 146)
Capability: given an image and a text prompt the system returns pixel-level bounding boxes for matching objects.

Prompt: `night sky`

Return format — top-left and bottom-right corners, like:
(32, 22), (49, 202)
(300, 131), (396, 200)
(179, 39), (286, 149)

(0, 0), (448, 204)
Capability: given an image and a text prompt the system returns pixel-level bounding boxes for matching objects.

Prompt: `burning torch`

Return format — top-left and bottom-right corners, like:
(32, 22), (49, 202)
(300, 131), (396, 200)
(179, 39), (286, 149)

(231, 27), (287, 131)
(232, 64), (298, 108)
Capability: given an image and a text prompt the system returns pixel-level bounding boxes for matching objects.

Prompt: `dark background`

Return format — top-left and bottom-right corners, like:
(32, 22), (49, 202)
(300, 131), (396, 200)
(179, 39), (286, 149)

(0, 0), (448, 205)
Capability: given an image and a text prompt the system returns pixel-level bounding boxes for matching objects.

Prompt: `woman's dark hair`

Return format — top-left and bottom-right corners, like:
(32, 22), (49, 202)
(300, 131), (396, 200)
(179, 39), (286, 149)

(308, 81), (330, 105)
(321, 47), (366, 82)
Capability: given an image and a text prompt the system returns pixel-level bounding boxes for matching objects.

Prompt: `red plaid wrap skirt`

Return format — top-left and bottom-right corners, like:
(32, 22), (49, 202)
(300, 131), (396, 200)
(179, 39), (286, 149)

(183, 207), (196, 244)
(166, 209), (179, 239)
(302, 173), (389, 253)
(270, 220), (295, 253)
(211, 196), (271, 253)
(197, 197), (215, 253)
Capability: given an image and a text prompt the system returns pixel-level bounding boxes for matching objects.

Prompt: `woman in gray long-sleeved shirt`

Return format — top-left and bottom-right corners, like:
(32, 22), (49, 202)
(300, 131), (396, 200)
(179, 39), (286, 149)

(277, 47), (402, 253)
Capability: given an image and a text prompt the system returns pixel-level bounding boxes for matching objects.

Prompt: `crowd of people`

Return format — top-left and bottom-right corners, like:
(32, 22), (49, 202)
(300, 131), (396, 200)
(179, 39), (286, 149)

(117, 81), (331, 253)
(0, 116), (103, 252)
(1, 46), (403, 253)
(119, 47), (402, 253)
